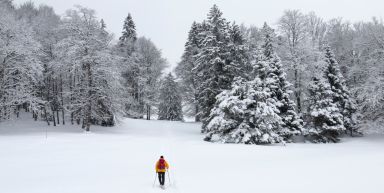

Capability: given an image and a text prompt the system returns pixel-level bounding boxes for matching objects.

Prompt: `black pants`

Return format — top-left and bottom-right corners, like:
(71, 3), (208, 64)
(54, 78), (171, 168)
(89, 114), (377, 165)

(158, 172), (165, 185)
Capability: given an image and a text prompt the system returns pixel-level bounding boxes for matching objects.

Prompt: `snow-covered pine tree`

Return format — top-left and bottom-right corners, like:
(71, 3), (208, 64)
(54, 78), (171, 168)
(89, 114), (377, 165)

(195, 5), (246, 131)
(204, 77), (282, 144)
(260, 23), (303, 140)
(115, 14), (166, 121)
(100, 19), (106, 30)
(323, 46), (358, 135)
(115, 13), (139, 117)
(175, 21), (203, 121)
(119, 13), (137, 42)
(158, 73), (183, 121)
(228, 22), (251, 79)
(307, 76), (345, 143)
(117, 13), (137, 59)
(195, 5), (231, 130)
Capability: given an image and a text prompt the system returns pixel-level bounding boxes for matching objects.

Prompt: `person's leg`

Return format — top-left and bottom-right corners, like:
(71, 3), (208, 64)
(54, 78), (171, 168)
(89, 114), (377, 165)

(158, 172), (162, 185)
(160, 172), (165, 185)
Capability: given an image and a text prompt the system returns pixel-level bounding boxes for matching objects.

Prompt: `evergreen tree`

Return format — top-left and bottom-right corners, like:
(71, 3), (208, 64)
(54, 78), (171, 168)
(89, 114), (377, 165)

(158, 73), (183, 121)
(100, 19), (106, 30)
(119, 13), (137, 42)
(228, 22), (251, 79)
(323, 46), (358, 135)
(118, 13), (137, 57)
(260, 23), (303, 140)
(177, 6), (249, 125)
(175, 22), (203, 121)
(195, 5), (246, 131)
(307, 76), (345, 142)
(204, 77), (282, 144)
(115, 13), (139, 117)
(195, 5), (231, 130)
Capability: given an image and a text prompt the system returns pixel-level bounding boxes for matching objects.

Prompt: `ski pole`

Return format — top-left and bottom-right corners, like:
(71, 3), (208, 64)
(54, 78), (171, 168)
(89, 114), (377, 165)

(167, 170), (171, 186)
(153, 172), (157, 187)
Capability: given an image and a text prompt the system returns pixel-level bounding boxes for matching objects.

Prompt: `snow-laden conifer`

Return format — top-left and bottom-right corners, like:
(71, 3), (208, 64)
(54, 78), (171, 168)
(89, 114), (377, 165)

(119, 13), (137, 42)
(260, 23), (303, 140)
(307, 76), (345, 142)
(158, 73), (183, 121)
(204, 77), (282, 144)
(323, 46), (358, 135)
(194, 5), (248, 130)
(175, 22), (204, 121)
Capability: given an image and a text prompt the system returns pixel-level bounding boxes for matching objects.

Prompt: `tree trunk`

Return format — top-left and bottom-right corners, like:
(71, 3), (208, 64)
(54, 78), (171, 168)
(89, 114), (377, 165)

(86, 104), (91, 131)
(46, 76), (51, 126)
(54, 79), (60, 125)
(51, 107), (56, 127)
(71, 112), (74, 125)
(85, 62), (92, 132)
(33, 111), (37, 121)
(70, 74), (74, 125)
(294, 65), (301, 113)
(16, 105), (20, 118)
(60, 75), (65, 125)
(146, 105), (151, 120)
(56, 110), (60, 125)
(62, 110), (65, 125)
(44, 107), (50, 126)
(195, 104), (200, 122)
(82, 118), (86, 129)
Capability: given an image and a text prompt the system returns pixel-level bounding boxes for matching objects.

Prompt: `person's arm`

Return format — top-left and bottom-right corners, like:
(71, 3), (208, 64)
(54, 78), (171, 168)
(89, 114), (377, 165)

(165, 161), (169, 169)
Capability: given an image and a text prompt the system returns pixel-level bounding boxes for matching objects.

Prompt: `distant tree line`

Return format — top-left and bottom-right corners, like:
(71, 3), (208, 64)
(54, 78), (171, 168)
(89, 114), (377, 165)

(1, 1), (383, 141)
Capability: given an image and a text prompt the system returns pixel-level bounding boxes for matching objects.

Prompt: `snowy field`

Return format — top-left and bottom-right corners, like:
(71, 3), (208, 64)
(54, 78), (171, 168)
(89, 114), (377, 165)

(0, 116), (384, 193)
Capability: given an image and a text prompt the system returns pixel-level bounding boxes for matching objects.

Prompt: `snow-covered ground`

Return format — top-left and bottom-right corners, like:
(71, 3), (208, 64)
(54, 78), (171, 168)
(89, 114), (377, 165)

(0, 116), (383, 193)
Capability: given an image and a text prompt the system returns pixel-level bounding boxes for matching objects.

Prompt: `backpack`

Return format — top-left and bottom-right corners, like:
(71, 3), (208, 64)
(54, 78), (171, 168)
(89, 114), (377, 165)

(158, 159), (166, 170)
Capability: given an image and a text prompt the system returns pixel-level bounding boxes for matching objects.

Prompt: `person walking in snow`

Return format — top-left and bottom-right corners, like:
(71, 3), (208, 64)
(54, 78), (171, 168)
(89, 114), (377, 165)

(155, 156), (169, 187)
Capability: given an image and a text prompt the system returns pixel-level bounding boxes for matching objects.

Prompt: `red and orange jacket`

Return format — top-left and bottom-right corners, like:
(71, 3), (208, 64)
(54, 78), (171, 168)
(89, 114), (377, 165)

(155, 159), (169, 173)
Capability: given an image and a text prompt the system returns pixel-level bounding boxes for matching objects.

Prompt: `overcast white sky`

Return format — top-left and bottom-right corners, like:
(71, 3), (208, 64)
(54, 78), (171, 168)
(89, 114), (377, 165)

(14, 0), (384, 70)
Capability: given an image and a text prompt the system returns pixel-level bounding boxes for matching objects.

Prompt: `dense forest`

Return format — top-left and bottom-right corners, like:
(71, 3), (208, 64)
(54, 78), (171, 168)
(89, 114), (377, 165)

(1, 1), (383, 143)
(0, 0), (167, 131)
